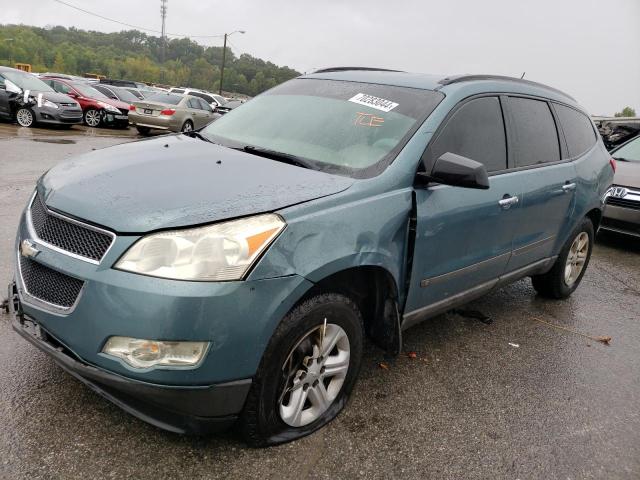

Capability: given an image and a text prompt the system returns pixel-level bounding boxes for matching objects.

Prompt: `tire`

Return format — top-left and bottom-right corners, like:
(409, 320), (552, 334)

(531, 217), (594, 299)
(181, 120), (194, 132)
(84, 109), (101, 127)
(136, 126), (151, 135)
(240, 293), (364, 447)
(15, 108), (35, 127)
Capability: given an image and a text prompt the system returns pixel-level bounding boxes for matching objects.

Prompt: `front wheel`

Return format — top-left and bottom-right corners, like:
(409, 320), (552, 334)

(531, 218), (594, 299)
(240, 293), (364, 447)
(84, 109), (101, 127)
(16, 108), (35, 127)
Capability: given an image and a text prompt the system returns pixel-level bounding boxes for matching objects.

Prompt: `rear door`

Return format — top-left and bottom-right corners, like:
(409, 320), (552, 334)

(503, 96), (577, 271)
(405, 96), (521, 316)
(186, 97), (208, 128)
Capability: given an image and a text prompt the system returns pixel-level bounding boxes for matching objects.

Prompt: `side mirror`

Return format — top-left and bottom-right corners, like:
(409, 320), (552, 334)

(421, 152), (489, 190)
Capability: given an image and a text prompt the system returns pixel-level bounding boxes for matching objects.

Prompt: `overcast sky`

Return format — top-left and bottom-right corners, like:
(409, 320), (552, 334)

(2, 0), (639, 115)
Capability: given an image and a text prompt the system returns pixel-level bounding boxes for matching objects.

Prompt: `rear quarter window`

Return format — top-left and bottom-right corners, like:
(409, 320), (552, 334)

(508, 97), (560, 167)
(554, 104), (596, 158)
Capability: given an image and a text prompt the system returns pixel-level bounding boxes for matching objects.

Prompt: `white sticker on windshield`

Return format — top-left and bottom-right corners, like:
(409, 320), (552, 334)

(348, 93), (398, 112)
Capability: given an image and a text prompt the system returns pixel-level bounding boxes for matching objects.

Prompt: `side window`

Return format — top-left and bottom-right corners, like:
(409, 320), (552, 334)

(428, 96), (507, 172)
(508, 97), (560, 167)
(198, 98), (213, 112)
(188, 98), (202, 109)
(53, 81), (71, 94)
(554, 104), (596, 158)
(172, 88), (185, 94)
(0, 75), (5, 88)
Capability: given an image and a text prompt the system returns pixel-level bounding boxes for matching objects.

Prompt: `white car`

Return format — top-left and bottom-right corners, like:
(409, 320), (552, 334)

(168, 88), (226, 110)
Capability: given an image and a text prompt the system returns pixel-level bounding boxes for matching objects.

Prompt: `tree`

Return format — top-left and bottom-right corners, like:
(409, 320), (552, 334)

(614, 107), (637, 118)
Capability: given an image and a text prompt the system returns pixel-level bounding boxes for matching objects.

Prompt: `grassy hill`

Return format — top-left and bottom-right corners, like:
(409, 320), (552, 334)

(0, 24), (300, 96)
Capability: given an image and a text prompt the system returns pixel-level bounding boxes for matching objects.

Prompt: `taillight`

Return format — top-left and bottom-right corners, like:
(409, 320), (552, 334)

(609, 158), (617, 173)
(129, 105), (136, 111)
(160, 109), (176, 116)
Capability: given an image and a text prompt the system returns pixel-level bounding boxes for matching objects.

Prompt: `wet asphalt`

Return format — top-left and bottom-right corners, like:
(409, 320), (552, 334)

(0, 122), (638, 480)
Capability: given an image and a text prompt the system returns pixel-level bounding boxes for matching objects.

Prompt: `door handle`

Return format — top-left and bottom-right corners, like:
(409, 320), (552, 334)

(562, 182), (576, 193)
(499, 195), (519, 209)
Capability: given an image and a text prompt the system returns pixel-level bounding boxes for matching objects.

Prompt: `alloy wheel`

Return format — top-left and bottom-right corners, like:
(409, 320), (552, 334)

(278, 323), (350, 427)
(85, 109), (101, 127)
(564, 231), (589, 286)
(182, 121), (193, 132)
(16, 108), (34, 127)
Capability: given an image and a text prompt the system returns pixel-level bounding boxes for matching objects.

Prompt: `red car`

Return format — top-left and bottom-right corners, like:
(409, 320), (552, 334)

(41, 77), (130, 128)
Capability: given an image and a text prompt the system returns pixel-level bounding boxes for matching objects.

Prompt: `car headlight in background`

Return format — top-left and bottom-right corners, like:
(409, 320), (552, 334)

(102, 337), (209, 369)
(99, 102), (120, 113)
(115, 213), (285, 281)
(42, 99), (59, 109)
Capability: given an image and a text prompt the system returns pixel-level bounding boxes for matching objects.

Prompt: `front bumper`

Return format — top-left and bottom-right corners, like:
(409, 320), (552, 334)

(601, 204), (640, 237)
(34, 106), (83, 125)
(9, 282), (250, 434)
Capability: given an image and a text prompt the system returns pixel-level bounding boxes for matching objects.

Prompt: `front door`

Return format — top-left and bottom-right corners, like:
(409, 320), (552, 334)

(405, 96), (520, 317)
(0, 74), (12, 118)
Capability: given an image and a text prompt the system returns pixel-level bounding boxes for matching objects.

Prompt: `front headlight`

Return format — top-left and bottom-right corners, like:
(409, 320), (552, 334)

(99, 102), (120, 113)
(43, 100), (59, 109)
(103, 337), (209, 369)
(115, 214), (285, 281)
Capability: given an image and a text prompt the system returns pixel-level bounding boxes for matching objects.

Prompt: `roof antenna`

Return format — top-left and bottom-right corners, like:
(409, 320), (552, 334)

(520, 72), (526, 79)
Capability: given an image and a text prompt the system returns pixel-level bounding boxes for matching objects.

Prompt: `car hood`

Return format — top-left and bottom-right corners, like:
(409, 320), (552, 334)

(39, 135), (354, 232)
(614, 160), (640, 188)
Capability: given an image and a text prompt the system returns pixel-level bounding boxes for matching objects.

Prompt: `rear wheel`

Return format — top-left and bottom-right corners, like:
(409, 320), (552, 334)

(531, 218), (594, 299)
(16, 108), (35, 127)
(84, 109), (101, 127)
(136, 126), (151, 135)
(240, 293), (363, 447)
(181, 120), (194, 132)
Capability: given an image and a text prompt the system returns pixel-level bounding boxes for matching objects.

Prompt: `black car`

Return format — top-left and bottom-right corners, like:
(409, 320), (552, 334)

(0, 66), (83, 127)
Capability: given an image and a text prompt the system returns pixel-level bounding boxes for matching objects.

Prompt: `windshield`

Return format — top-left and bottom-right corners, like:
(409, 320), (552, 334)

(2, 71), (54, 92)
(201, 78), (444, 177)
(613, 136), (640, 162)
(71, 82), (109, 100)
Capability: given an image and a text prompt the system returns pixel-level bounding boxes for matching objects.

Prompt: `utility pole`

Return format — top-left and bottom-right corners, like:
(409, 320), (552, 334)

(160, 0), (168, 83)
(219, 33), (227, 96)
(219, 30), (245, 96)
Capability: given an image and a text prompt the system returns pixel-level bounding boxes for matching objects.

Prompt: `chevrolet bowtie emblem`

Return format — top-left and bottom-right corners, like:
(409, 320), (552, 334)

(20, 239), (40, 258)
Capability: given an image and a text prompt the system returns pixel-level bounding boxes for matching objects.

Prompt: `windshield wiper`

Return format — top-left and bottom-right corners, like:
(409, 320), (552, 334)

(612, 156), (629, 162)
(183, 130), (217, 144)
(239, 145), (316, 170)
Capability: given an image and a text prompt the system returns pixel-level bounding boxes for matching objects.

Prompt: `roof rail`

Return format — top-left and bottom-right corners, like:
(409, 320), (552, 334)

(438, 74), (575, 101)
(313, 66), (405, 74)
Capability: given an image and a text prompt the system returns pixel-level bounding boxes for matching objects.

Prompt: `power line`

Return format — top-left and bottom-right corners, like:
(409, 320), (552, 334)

(50, 0), (225, 39)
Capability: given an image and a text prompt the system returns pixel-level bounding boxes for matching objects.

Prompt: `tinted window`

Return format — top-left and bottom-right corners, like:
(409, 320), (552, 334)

(71, 82), (109, 99)
(172, 88), (185, 94)
(0, 75), (6, 87)
(53, 81), (72, 94)
(428, 96), (507, 172)
(189, 91), (214, 103)
(509, 97), (560, 167)
(94, 85), (117, 99)
(554, 104), (596, 157)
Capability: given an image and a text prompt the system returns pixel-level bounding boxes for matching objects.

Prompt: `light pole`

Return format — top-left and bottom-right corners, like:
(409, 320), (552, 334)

(219, 30), (245, 95)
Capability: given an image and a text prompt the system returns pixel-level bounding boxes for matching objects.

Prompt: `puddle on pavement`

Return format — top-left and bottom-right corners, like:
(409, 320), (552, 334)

(31, 138), (77, 144)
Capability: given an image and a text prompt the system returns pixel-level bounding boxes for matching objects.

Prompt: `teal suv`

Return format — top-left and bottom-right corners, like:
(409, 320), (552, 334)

(9, 68), (613, 446)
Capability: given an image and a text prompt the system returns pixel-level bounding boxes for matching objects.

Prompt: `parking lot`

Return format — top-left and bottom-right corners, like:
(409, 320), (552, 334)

(0, 123), (639, 479)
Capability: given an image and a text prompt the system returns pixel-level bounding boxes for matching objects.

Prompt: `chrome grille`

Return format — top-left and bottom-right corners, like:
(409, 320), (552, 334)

(19, 256), (84, 309)
(29, 193), (114, 263)
(606, 197), (640, 210)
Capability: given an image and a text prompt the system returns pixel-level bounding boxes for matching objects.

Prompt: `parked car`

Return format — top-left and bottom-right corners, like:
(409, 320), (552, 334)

(0, 66), (83, 127)
(128, 92), (215, 134)
(41, 77), (130, 128)
(8, 69), (612, 446)
(100, 78), (148, 89)
(92, 84), (142, 105)
(601, 134), (640, 236)
(212, 98), (244, 118)
(168, 87), (226, 109)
